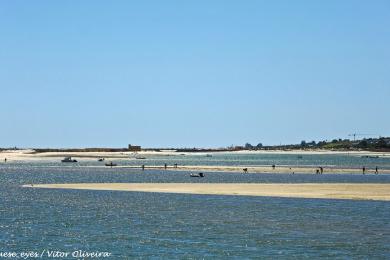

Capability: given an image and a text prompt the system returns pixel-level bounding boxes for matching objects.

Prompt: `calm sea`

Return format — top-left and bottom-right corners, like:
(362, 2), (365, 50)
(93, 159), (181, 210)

(8, 152), (390, 170)
(1, 154), (390, 258)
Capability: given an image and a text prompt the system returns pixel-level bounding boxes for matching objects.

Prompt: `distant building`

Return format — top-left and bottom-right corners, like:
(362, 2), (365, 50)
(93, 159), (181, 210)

(128, 144), (141, 151)
(232, 146), (244, 151)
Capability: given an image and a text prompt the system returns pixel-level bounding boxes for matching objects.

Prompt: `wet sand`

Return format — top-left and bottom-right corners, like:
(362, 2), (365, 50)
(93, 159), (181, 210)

(23, 183), (390, 201)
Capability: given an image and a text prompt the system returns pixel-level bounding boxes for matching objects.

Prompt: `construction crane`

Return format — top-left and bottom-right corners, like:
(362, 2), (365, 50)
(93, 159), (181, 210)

(348, 133), (379, 141)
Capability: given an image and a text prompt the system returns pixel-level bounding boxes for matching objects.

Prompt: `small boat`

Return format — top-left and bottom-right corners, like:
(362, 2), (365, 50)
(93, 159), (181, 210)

(105, 162), (117, 167)
(190, 172), (204, 178)
(98, 158), (105, 162)
(61, 157), (77, 163)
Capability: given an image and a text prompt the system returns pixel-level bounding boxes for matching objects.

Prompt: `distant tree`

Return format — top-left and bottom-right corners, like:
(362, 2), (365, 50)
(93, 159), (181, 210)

(358, 140), (368, 148)
(377, 138), (387, 148)
(332, 139), (338, 143)
(300, 140), (307, 147)
(256, 143), (263, 148)
(245, 143), (253, 149)
(317, 141), (326, 147)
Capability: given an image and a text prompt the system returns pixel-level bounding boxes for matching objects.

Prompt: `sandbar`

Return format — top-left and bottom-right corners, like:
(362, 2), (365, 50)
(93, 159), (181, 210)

(23, 183), (390, 201)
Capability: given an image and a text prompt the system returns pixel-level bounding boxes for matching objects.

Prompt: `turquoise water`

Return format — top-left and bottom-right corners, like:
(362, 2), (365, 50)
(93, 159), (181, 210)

(1, 155), (390, 258)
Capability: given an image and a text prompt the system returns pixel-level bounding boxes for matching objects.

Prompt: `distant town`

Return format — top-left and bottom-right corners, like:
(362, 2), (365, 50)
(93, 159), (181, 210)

(242, 136), (390, 152)
(1, 137), (389, 153)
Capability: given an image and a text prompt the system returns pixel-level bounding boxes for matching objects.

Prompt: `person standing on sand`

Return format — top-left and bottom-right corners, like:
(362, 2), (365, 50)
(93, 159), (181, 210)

(320, 167), (323, 174)
(164, 163), (167, 170)
(4, 158), (6, 163)
(272, 164), (275, 170)
(142, 165), (145, 171)
(375, 166), (378, 174)
(363, 166), (366, 175)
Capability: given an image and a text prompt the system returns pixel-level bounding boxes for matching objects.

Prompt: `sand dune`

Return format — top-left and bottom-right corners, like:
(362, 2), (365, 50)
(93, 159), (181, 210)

(23, 183), (390, 201)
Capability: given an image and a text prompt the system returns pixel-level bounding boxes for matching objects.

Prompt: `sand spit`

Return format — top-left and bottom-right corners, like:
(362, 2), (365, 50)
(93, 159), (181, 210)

(157, 165), (390, 174)
(23, 183), (390, 201)
(75, 165), (389, 174)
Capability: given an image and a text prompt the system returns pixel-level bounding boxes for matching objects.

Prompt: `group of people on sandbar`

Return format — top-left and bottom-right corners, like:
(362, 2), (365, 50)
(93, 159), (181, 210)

(140, 163), (178, 171)
(362, 166), (379, 174)
(315, 167), (324, 174)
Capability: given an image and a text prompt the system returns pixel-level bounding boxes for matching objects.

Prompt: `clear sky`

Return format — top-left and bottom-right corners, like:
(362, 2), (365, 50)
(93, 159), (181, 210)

(0, 1), (389, 148)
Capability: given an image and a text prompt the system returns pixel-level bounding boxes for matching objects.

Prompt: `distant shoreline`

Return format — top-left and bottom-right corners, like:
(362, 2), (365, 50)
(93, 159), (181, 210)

(2, 148), (390, 155)
(1, 149), (390, 162)
(1, 149), (389, 174)
(1, 147), (390, 154)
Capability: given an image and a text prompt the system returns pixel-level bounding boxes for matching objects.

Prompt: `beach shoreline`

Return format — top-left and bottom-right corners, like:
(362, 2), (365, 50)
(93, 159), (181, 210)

(1, 149), (390, 161)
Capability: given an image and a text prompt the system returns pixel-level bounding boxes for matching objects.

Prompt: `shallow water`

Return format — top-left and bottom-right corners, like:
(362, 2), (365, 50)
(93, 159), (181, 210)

(7, 152), (390, 170)
(1, 163), (390, 258)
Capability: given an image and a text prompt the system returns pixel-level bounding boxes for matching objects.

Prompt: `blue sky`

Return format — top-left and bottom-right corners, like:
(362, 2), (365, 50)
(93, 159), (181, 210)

(0, 1), (389, 148)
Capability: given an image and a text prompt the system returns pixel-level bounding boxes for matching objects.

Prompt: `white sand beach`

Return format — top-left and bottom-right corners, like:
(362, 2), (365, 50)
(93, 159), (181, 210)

(24, 183), (390, 201)
(1, 149), (390, 162)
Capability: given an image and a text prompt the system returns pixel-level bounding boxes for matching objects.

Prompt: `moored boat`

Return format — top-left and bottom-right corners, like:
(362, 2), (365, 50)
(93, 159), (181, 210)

(190, 172), (204, 178)
(61, 157), (77, 163)
(105, 162), (117, 167)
